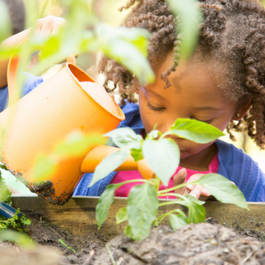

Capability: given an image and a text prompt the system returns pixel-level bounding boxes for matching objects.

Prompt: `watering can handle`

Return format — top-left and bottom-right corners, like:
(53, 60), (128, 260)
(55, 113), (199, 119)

(7, 39), (76, 108)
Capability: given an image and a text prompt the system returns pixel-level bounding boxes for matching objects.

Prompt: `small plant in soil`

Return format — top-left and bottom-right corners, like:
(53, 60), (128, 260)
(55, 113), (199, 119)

(93, 118), (249, 241)
(0, 168), (31, 233)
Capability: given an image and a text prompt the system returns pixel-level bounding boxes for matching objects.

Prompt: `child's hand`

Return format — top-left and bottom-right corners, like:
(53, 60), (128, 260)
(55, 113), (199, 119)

(173, 169), (211, 199)
(33, 15), (66, 39)
(0, 16), (66, 88)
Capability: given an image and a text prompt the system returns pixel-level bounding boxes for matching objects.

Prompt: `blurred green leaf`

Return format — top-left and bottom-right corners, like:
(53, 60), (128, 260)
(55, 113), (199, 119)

(169, 209), (190, 230)
(0, 1), (12, 42)
(32, 154), (57, 182)
(143, 138), (180, 186)
(0, 230), (35, 247)
(167, 0), (202, 59)
(127, 183), (158, 241)
(167, 118), (224, 143)
(177, 195), (206, 223)
(89, 148), (130, 187)
(0, 173), (12, 204)
(55, 131), (105, 159)
(96, 23), (155, 85)
(96, 184), (116, 229)
(104, 128), (143, 150)
(124, 225), (133, 238)
(116, 207), (128, 224)
(130, 148), (143, 162)
(195, 174), (249, 210)
(146, 130), (161, 140)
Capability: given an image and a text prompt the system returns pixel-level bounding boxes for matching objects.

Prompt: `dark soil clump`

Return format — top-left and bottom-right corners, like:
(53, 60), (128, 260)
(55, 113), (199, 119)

(1, 217), (265, 264)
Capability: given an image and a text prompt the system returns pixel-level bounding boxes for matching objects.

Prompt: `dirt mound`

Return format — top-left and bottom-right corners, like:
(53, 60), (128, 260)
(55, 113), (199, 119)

(88, 223), (265, 265)
(1, 219), (265, 264)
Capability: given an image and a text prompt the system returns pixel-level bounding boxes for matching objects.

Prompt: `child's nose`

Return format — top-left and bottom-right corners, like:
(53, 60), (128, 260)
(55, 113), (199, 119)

(160, 115), (182, 133)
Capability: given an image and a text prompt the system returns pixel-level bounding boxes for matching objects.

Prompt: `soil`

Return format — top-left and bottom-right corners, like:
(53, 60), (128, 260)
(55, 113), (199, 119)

(1, 216), (265, 265)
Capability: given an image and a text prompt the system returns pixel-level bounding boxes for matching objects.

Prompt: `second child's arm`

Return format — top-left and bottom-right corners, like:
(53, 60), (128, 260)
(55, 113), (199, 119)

(0, 16), (66, 88)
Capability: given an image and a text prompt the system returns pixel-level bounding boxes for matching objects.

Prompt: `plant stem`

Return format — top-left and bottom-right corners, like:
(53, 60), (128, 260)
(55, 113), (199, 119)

(159, 193), (189, 207)
(106, 245), (116, 265)
(157, 180), (199, 195)
(158, 192), (180, 199)
(115, 179), (148, 188)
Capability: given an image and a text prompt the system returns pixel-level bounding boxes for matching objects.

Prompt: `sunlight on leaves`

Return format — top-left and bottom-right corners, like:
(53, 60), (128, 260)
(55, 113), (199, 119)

(167, 118), (225, 144)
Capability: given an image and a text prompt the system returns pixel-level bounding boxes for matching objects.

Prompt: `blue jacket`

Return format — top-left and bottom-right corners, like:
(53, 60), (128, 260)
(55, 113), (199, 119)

(74, 102), (265, 202)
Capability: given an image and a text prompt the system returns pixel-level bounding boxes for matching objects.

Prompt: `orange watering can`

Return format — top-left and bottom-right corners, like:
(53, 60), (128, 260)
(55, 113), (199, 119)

(0, 51), (154, 205)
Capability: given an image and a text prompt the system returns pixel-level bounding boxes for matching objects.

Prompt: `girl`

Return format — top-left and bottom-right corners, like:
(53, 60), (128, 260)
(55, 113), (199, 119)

(73, 0), (265, 202)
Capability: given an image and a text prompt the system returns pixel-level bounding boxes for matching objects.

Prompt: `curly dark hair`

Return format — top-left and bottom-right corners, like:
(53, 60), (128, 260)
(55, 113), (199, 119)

(2, 0), (25, 35)
(97, 0), (265, 149)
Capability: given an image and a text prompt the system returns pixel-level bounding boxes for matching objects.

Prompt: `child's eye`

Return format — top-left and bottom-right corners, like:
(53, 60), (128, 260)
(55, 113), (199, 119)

(191, 116), (213, 124)
(147, 102), (165, 112)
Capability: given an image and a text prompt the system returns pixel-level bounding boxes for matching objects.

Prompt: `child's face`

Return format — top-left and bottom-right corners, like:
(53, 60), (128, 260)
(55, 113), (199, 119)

(139, 52), (241, 163)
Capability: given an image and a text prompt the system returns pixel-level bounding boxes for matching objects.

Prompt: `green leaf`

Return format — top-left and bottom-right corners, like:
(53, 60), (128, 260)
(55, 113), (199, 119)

(104, 128), (143, 150)
(167, 118), (224, 143)
(31, 154), (57, 182)
(0, 175), (12, 203)
(167, 0), (202, 60)
(146, 130), (161, 140)
(127, 183), (159, 241)
(0, 230), (35, 247)
(89, 148), (130, 187)
(177, 195), (206, 223)
(143, 138), (180, 186)
(96, 23), (155, 85)
(130, 148), (144, 162)
(116, 207), (128, 224)
(169, 209), (190, 230)
(124, 225), (134, 238)
(195, 174), (249, 210)
(96, 185), (116, 229)
(55, 131), (105, 158)
(0, 1), (12, 42)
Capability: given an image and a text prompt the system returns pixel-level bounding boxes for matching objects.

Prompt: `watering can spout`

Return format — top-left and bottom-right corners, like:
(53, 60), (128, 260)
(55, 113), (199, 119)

(81, 145), (155, 179)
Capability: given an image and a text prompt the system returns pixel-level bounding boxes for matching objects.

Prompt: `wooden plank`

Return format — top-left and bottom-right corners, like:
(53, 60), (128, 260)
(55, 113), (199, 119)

(11, 195), (265, 239)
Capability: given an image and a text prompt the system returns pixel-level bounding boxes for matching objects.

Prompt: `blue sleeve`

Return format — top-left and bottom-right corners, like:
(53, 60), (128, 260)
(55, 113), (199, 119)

(73, 172), (117, 196)
(217, 140), (265, 202)
(0, 73), (43, 112)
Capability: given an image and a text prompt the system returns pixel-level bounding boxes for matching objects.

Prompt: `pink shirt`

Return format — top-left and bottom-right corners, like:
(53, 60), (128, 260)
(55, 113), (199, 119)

(110, 155), (219, 198)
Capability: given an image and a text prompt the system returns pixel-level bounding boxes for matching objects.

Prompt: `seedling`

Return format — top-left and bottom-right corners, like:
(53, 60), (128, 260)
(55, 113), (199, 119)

(93, 118), (249, 241)
(58, 239), (76, 253)
(0, 170), (31, 233)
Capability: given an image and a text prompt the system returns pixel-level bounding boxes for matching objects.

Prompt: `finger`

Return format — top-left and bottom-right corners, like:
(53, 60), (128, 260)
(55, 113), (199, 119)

(186, 173), (204, 192)
(173, 168), (188, 195)
(190, 185), (210, 199)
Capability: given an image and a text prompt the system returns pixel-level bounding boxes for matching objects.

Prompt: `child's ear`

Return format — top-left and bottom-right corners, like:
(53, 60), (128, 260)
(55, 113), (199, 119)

(233, 96), (252, 120)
